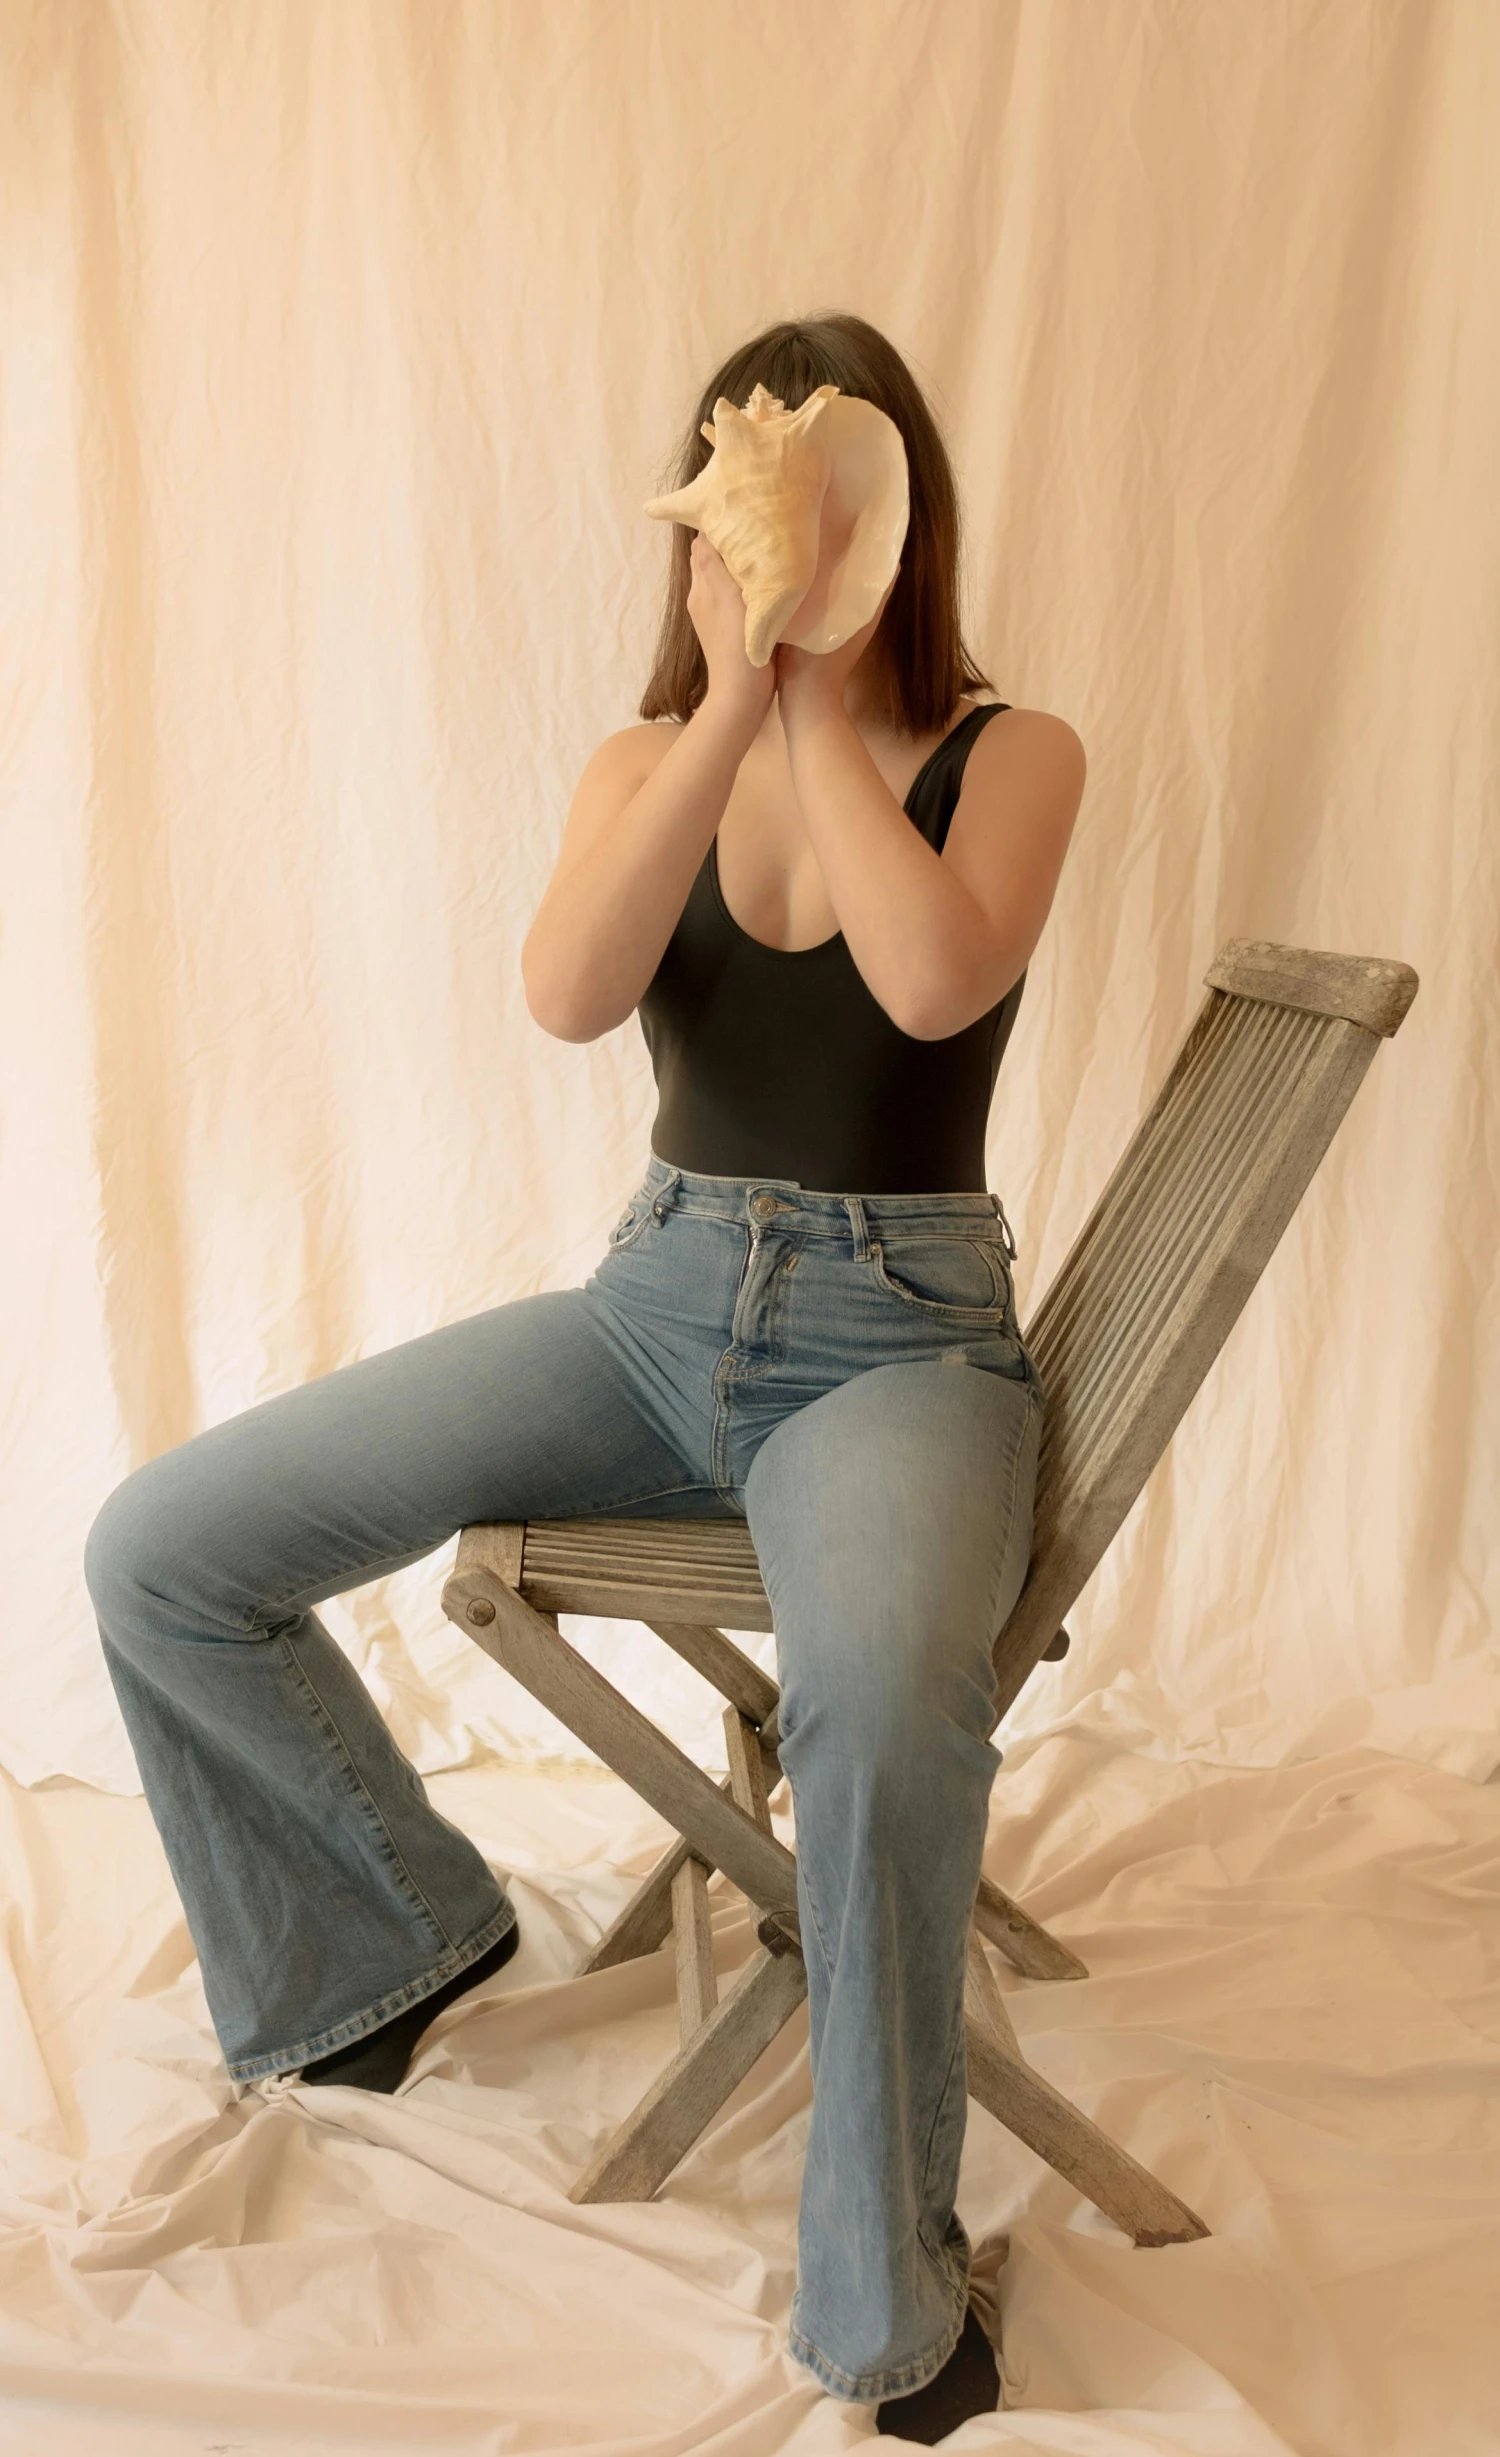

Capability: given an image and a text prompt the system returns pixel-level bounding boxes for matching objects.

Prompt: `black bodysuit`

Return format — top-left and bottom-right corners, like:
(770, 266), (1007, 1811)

(635, 700), (1023, 1193)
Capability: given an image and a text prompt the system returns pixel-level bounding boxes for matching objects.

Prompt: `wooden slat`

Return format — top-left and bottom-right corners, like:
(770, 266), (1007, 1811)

(441, 1560), (800, 1936)
(516, 1516), (773, 1631)
(646, 1620), (779, 1727)
(579, 1731), (785, 1976)
(723, 1707), (771, 1830)
(1204, 937), (1418, 1036)
(455, 1520), (525, 1589)
(963, 2017), (1208, 2246)
(973, 1874), (1088, 1981)
(993, 1003), (1389, 1719)
(964, 1933), (1022, 2063)
(671, 1857), (716, 2042)
(570, 1944), (809, 2204)
(582, 1830), (698, 1972)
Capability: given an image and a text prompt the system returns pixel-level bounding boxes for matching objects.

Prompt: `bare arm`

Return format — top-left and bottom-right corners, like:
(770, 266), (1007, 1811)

(522, 538), (773, 1043)
(773, 606), (1085, 1039)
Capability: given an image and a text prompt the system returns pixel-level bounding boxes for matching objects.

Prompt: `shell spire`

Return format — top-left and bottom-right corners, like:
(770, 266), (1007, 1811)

(645, 382), (910, 668)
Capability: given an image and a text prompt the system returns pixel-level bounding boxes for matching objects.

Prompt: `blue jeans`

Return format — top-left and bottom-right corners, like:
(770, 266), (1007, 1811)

(83, 1155), (1044, 2403)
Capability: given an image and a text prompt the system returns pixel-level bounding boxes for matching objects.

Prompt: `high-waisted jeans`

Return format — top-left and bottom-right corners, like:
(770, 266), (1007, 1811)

(83, 1154), (1045, 2403)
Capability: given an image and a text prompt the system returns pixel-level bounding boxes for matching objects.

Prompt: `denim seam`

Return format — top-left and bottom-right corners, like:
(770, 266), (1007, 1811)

(914, 2009), (971, 2260)
(227, 1897), (519, 2084)
(279, 1625), (463, 1953)
(786, 2286), (969, 2403)
(789, 1827), (838, 2000)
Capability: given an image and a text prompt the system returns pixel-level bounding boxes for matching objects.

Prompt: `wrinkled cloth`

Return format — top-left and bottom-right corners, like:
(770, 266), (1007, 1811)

(2, 1734), (1498, 2453)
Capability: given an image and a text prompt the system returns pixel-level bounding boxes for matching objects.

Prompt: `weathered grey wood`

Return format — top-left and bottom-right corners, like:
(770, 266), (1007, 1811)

(455, 1520), (525, 1590)
(646, 1620), (779, 1726)
(582, 1830), (697, 1972)
(570, 1945), (810, 2204)
(973, 1874), (1089, 1981)
(993, 996), (1407, 1720)
(578, 1734), (787, 1978)
(510, 1516), (774, 1632)
(671, 1857), (716, 2041)
(441, 1561), (801, 1936)
(724, 1707), (771, 1830)
(963, 2017), (1208, 2246)
(964, 1933), (1022, 2062)
(1203, 938), (1418, 1037)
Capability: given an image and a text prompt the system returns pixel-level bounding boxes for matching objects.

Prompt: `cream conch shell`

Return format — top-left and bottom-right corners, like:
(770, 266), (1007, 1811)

(644, 381), (910, 667)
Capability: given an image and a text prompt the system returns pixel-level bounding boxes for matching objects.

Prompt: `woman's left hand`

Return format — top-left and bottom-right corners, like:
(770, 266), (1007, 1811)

(775, 571), (898, 724)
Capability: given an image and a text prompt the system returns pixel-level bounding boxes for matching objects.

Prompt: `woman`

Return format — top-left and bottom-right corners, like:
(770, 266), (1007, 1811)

(83, 312), (1084, 2441)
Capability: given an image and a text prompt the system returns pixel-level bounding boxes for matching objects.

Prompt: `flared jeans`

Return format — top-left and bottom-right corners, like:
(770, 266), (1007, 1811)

(84, 1155), (1045, 2403)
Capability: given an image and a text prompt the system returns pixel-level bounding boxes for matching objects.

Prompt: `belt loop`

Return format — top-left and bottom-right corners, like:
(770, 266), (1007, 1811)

(843, 1194), (870, 1259)
(653, 1167), (682, 1221)
(992, 1193), (1018, 1260)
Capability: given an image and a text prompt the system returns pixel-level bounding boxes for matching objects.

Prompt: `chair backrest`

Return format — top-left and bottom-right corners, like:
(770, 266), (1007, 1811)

(993, 937), (1417, 1718)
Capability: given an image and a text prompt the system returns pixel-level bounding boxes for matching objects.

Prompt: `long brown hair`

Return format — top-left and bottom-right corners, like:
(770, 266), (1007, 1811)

(637, 313), (996, 738)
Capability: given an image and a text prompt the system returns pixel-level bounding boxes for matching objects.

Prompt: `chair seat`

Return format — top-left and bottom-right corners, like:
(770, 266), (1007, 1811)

(516, 1514), (774, 1631)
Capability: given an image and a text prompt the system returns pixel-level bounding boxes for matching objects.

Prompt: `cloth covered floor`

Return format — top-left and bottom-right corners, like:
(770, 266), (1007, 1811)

(3, 1728), (1497, 2456)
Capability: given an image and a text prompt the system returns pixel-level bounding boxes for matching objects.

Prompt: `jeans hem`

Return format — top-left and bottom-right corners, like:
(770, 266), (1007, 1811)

(786, 2288), (970, 2404)
(226, 1896), (519, 2084)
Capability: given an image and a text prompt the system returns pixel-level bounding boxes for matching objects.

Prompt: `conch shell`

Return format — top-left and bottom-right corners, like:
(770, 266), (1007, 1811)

(644, 381), (910, 667)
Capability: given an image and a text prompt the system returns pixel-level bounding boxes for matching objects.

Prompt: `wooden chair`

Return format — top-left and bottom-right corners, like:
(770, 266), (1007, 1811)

(441, 938), (1417, 2248)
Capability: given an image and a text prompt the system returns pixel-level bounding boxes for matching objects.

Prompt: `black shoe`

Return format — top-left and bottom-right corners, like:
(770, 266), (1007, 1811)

(875, 2303), (999, 2442)
(298, 1919), (520, 2094)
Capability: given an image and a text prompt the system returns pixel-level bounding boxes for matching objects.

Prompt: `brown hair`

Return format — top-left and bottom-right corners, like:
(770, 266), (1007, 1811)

(637, 312), (996, 738)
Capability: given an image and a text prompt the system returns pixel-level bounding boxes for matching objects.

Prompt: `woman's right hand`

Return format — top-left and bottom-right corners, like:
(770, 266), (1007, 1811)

(686, 532), (777, 725)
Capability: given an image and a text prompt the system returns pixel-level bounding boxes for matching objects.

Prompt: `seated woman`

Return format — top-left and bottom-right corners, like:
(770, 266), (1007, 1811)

(83, 309), (1085, 2442)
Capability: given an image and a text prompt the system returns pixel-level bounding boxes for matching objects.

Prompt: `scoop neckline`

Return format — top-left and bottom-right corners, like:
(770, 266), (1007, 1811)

(708, 700), (1002, 961)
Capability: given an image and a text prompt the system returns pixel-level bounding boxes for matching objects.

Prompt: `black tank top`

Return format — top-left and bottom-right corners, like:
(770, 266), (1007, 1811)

(635, 700), (1024, 1193)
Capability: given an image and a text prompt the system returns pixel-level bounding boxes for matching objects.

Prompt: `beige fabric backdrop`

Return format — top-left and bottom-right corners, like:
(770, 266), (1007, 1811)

(5, 7), (1500, 2452)
(7, 0), (1493, 1794)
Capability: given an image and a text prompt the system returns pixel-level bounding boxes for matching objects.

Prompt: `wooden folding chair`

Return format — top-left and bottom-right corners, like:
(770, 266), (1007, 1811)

(441, 937), (1417, 2247)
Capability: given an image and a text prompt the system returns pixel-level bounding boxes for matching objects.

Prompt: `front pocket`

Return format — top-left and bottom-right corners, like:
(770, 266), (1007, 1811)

(607, 1195), (657, 1252)
(868, 1232), (1013, 1317)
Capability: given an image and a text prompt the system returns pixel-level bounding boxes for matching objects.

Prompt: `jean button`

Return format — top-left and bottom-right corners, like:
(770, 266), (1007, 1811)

(750, 1192), (779, 1221)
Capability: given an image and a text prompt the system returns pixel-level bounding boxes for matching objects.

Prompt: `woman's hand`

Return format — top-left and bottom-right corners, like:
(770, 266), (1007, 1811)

(775, 571), (899, 729)
(687, 532), (777, 727)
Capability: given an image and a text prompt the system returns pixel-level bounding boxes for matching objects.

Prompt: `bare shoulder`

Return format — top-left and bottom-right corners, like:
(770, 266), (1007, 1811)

(582, 718), (681, 786)
(962, 704), (1087, 834)
(567, 717), (681, 814)
(973, 703), (1086, 774)
(551, 720), (681, 884)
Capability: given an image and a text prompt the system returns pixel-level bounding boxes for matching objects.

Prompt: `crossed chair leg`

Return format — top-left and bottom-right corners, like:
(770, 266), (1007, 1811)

(442, 1532), (1208, 2249)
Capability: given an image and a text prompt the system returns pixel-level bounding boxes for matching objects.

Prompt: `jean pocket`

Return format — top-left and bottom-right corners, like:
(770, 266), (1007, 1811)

(868, 1231), (1014, 1319)
(606, 1188), (661, 1253)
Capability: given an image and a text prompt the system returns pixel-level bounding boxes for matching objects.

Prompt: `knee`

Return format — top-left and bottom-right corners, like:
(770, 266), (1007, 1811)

(778, 1608), (999, 1789)
(83, 1455), (195, 1633)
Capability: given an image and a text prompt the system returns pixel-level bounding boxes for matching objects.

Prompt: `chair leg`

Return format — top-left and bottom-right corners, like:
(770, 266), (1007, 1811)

(574, 1709), (803, 2203)
(445, 1555), (1205, 2242)
(581, 1719), (781, 1977)
(961, 1931), (1206, 2242)
(963, 2016), (1208, 2245)
(974, 1872), (1089, 1981)
(570, 1936), (809, 2204)
(672, 1856), (717, 2041)
(442, 1561), (802, 1938)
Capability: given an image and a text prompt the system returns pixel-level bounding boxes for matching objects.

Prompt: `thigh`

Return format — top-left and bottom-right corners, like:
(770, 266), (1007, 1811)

(90, 1286), (719, 1629)
(744, 1356), (1042, 1736)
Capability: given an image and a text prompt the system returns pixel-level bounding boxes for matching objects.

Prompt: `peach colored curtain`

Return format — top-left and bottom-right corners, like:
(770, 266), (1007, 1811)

(7, 0), (1492, 1794)
(4, 7), (1500, 2451)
